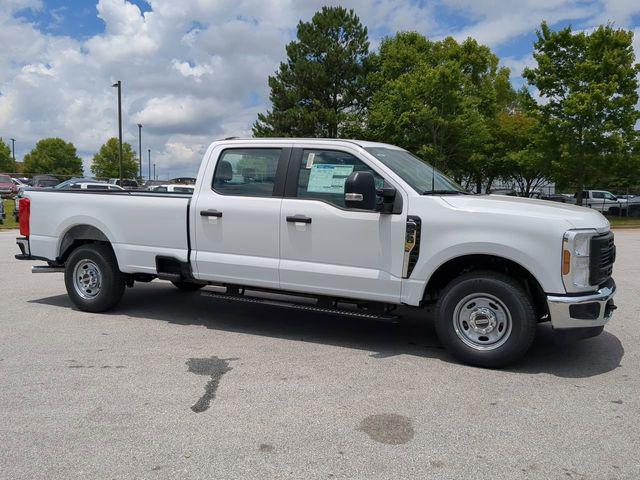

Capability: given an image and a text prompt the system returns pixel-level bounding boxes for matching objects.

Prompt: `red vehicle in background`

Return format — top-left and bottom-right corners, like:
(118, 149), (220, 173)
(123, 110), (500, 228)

(0, 174), (17, 198)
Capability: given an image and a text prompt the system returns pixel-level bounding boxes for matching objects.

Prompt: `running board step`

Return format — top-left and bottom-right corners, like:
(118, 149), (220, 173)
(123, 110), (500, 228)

(201, 291), (399, 321)
(157, 272), (181, 282)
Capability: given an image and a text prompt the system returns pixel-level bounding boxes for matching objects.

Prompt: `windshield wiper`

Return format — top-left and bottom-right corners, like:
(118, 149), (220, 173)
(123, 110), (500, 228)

(421, 189), (463, 195)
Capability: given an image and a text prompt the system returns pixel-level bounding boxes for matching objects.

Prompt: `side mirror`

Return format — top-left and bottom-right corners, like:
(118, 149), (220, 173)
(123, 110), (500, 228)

(345, 171), (376, 210)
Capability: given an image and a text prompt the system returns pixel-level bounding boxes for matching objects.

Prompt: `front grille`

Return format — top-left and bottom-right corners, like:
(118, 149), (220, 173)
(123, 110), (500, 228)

(589, 232), (615, 286)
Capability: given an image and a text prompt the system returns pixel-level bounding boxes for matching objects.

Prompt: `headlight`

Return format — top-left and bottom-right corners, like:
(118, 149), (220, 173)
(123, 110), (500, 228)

(562, 229), (597, 292)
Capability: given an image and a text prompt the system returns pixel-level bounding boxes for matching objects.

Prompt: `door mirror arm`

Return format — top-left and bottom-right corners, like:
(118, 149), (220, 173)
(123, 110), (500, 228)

(376, 187), (397, 214)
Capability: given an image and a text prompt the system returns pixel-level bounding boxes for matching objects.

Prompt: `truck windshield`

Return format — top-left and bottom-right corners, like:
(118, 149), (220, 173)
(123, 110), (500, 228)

(365, 147), (464, 194)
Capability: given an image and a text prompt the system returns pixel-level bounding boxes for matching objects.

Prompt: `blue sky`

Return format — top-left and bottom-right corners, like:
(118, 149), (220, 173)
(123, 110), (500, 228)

(1, 0), (639, 178)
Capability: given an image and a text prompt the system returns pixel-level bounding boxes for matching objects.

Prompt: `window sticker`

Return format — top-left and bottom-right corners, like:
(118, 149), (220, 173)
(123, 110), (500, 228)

(307, 164), (354, 194)
(305, 152), (316, 169)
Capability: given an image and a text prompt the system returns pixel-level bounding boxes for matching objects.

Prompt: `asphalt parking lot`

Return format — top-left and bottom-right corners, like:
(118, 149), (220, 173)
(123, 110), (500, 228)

(1, 229), (638, 480)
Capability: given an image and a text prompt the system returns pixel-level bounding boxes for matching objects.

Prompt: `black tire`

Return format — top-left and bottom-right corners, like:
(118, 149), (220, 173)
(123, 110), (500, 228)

(171, 281), (205, 292)
(435, 271), (537, 368)
(64, 243), (126, 312)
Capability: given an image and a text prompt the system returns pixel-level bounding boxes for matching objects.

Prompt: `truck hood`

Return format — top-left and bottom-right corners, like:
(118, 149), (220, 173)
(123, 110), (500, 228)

(439, 194), (610, 231)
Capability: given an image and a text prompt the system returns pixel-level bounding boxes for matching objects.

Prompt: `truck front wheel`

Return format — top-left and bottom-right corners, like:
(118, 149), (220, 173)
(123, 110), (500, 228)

(64, 244), (126, 313)
(435, 271), (537, 368)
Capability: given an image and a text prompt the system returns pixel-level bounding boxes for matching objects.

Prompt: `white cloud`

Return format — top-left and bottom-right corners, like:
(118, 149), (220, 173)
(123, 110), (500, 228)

(0, 0), (638, 178)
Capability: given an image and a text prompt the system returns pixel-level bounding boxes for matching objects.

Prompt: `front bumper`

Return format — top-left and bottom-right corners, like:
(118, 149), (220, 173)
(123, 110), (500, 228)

(547, 280), (616, 330)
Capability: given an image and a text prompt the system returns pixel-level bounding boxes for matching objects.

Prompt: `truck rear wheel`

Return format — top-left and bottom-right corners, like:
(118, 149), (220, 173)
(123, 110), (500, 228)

(64, 244), (126, 312)
(435, 271), (537, 368)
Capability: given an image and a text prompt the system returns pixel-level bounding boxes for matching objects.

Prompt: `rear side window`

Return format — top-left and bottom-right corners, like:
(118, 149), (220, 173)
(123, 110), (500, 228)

(212, 148), (281, 197)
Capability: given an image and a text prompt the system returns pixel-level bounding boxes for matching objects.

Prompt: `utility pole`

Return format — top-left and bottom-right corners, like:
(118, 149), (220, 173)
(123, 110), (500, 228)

(112, 80), (123, 183)
(10, 138), (15, 164)
(153, 163), (156, 180)
(137, 124), (143, 180)
(148, 149), (151, 181)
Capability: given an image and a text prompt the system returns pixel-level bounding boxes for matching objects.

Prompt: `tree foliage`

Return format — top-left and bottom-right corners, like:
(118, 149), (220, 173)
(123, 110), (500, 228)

(0, 138), (15, 172)
(23, 138), (83, 176)
(365, 32), (514, 190)
(523, 22), (640, 203)
(252, 6), (371, 138)
(90, 138), (139, 179)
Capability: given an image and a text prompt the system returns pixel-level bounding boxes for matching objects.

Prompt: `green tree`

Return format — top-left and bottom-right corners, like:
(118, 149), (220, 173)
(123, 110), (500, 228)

(366, 32), (513, 190)
(23, 138), (83, 176)
(90, 138), (139, 179)
(523, 22), (640, 205)
(253, 6), (372, 138)
(0, 138), (15, 172)
(493, 95), (552, 196)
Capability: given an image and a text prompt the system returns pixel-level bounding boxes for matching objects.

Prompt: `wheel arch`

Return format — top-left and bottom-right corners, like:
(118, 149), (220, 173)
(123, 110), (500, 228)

(423, 253), (548, 319)
(57, 224), (113, 262)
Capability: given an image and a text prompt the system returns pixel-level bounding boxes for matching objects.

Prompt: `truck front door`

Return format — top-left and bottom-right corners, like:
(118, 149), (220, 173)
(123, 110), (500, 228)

(279, 147), (405, 303)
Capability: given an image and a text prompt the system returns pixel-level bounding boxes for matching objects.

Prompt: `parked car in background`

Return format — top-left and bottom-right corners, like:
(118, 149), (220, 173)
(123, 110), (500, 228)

(169, 177), (197, 185)
(54, 178), (103, 190)
(31, 175), (60, 189)
(108, 178), (140, 189)
(149, 184), (195, 194)
(142, 180), (165, 190)
(0, 174), (18, 198)
(11, 177), (27, 189)
(69, 183), (124, 191)
(541, 193), (569, 203)
(578, 190), (627, 214)
(490, 188), (517, 196)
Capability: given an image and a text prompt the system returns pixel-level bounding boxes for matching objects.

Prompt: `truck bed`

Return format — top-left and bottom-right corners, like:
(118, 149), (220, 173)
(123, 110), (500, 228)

(26, 190), (192, 274)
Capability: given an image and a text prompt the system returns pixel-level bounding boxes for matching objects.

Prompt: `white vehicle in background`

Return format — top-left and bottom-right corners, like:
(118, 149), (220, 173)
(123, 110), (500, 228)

(14, 138), (616, 368)
(68, 183), (124, 191)
(149, 184), (195, 194)
(108, 178), (140, 190)
(578, 190), (627, 213)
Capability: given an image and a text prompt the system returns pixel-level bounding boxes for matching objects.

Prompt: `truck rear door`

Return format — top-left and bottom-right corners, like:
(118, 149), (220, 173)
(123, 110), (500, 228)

(191, 144), (291, 289)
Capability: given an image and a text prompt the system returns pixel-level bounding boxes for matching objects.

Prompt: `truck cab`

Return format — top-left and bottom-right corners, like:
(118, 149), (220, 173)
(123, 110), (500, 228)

(14, 138), (617, 368)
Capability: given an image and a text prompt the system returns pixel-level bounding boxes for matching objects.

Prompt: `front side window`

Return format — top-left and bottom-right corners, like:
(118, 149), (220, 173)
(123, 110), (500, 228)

(213, 148), (281, 197)
(296, 149), (384, 209)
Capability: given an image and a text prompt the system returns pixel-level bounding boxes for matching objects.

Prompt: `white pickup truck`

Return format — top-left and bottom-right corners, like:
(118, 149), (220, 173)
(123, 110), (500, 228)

(578, 190), (627, 214)
(15, 138), (617, 367)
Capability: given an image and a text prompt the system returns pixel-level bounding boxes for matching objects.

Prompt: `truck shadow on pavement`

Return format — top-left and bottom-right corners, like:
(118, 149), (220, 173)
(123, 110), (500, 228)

(30, 282), (624, 379)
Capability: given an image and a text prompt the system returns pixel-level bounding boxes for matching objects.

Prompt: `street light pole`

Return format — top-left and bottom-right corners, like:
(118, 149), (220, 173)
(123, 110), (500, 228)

(10, 138), (15, 163)
(148, 149), (151, 181)
(137, 123), (143, 180)
(153, 163), (156, 180)
(112, 80), (123, 184)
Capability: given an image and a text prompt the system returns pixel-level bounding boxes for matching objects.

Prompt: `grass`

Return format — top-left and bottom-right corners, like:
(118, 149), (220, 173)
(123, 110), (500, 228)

(608, 216), (640, 228)
(1, 198), (18, 230)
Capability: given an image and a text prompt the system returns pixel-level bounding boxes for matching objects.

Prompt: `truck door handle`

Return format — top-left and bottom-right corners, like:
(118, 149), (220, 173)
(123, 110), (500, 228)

(200, 209), (222, 218)
(286, 215), (312, 224)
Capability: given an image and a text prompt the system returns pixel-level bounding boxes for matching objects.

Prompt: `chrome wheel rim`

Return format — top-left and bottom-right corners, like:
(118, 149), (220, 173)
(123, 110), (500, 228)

(73, 260), (102, 300)
(452, 293), (512, 350)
